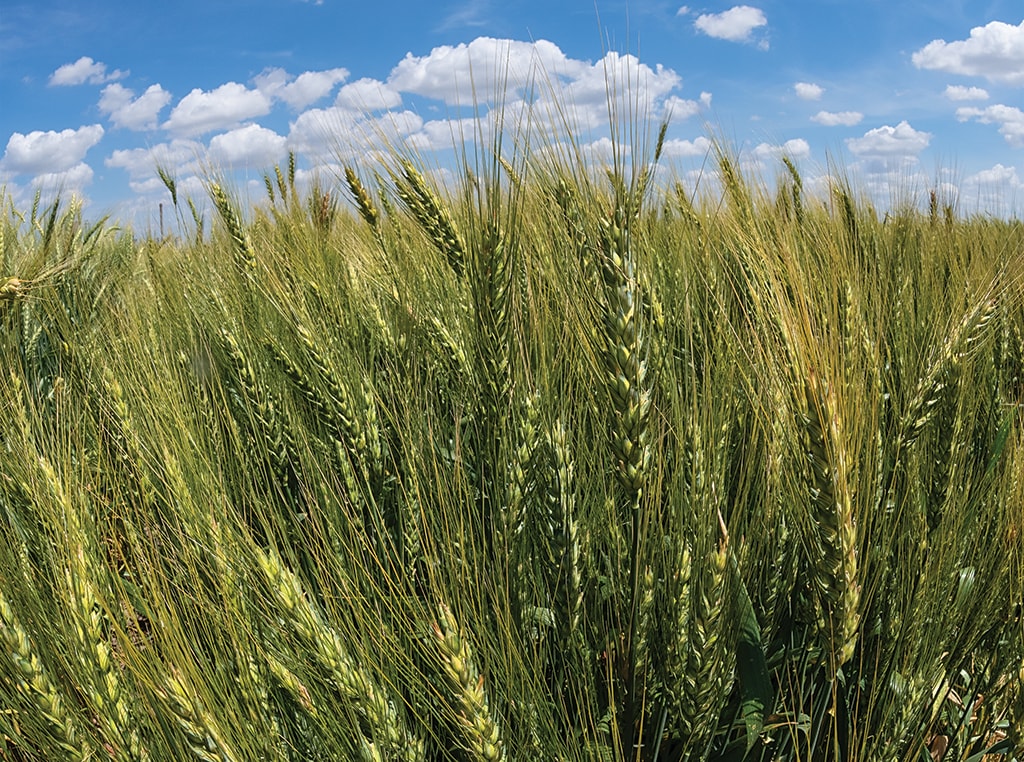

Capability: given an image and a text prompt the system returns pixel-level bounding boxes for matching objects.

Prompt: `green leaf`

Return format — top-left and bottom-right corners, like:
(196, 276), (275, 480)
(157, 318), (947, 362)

(733, 563), (773, 754)
(986, 409), (1014, 476)
(964, 738), (1014, 762)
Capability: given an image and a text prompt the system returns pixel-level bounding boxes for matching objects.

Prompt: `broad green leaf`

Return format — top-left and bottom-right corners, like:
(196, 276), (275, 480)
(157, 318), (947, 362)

(733, 563), (773, 754)
(986, 409), (1014, 476)
(964, 738), (1014, 761)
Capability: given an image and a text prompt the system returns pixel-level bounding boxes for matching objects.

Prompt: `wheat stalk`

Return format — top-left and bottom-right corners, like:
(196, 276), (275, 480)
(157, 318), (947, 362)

(35, 455), (148, 760)
(545, 416), (584, 637)
(657, 542), (692, 706)
(472, 222), (513, 418)
(900, 295), (998, 453)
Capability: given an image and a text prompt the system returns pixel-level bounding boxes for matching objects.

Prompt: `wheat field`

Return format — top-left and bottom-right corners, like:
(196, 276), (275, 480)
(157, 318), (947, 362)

(0, 107), (1022, 761)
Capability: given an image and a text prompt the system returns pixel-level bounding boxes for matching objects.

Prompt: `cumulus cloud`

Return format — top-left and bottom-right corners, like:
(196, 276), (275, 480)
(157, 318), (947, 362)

(388, 37), (587, 105)
(548, 51), (681, 130)
(374, 38), (687, 142)
(406, 115), (498, 153)
(209, 124), (288, 167)
(966, 163), (1020, 187)
(663, 92), (712, 120)
(811, 110), (863, 126)
(31, 163), (95, 191)
(105, 139), (205, 189)
(753, 138), (811, 160)
(287, 106), (359, 158)
(956, 104), (1024, 147)
(388, 41), (683, 139)
(693, 6), (767, 44)
(846, 121), (931, 158)
(944, 85), (989, 101)
(960, 163), (1022, 214)
(660, 136), (713, 159)
(99, 83), (172, 130)
(0, 125), (104, 175)
(794, 82), (823, 100)
(254, 67), (349, 110)
(288, 106), (423, 160)
(912, 20), (1024, 84)
(335, 78), (403, 111)
(163, 83), (273, 137)
(49, 56), (127, 86)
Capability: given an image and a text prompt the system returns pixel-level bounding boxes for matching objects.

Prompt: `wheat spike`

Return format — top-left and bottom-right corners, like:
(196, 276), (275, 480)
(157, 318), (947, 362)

(676, 517), (733, 750)
(598, 202), (651, 498)
(345, 167), (380, 231)
(802, 370), (860, 669)
(257, 549), (423, 761)
(393, 159), (465, 278)
(0, 589), (92, 760)
(220, 328), (299, 505)
(432, 603), (505, 762)
(210, 183), (256, 272)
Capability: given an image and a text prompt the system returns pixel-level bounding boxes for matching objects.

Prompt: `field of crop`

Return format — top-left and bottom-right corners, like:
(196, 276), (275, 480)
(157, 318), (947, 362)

(1, 109), (1022, 761)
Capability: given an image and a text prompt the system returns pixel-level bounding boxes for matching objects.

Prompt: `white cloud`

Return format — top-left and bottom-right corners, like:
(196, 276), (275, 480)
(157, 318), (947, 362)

(0, 125), (104, 175)
(660, 136), (712, 159)
(99, 83), (172, 130)
(676, 5), (691, 15)
(960, 163), (1022, 214)
(163, 83), (273, 137)
(254, 67), (349, 110)
(694, 6), (767, 43)
(753, 138), (811, 160)
(49, 56), (127, 86)
(383, 38), (684, 142)
(944, 84), (989, 101)
(209, 124), (288, 167)
(663, 92), (712, 120)
(407, 115), (493, 153)
(105, 139), (205, 188)
(912, 20), (1024, 84)
(956, 104), (1024, 147)
(335, 78), (403, 111)
(282, 68), (349, 109)
(846, 121), (931, 157)
(966, 163), (1020, 187)
(253, 68), (289, 99)
(287, 106), (359, 158)
(794, 82), (823, 100)
(31, 162), (95, 191)
(388, 37), (587, 106)
(288, 106), (423, 160)
(551, 51), (681, 130)
(580, 136), (628, 165)
(811, 110), (863, 126)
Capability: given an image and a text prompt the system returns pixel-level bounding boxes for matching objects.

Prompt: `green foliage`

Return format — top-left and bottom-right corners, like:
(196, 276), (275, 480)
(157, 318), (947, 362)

(0, 123), (1022, 762)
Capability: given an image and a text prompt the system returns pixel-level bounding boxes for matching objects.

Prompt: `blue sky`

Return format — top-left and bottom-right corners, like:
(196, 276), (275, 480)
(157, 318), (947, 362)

(2, 0), (1023, 226)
